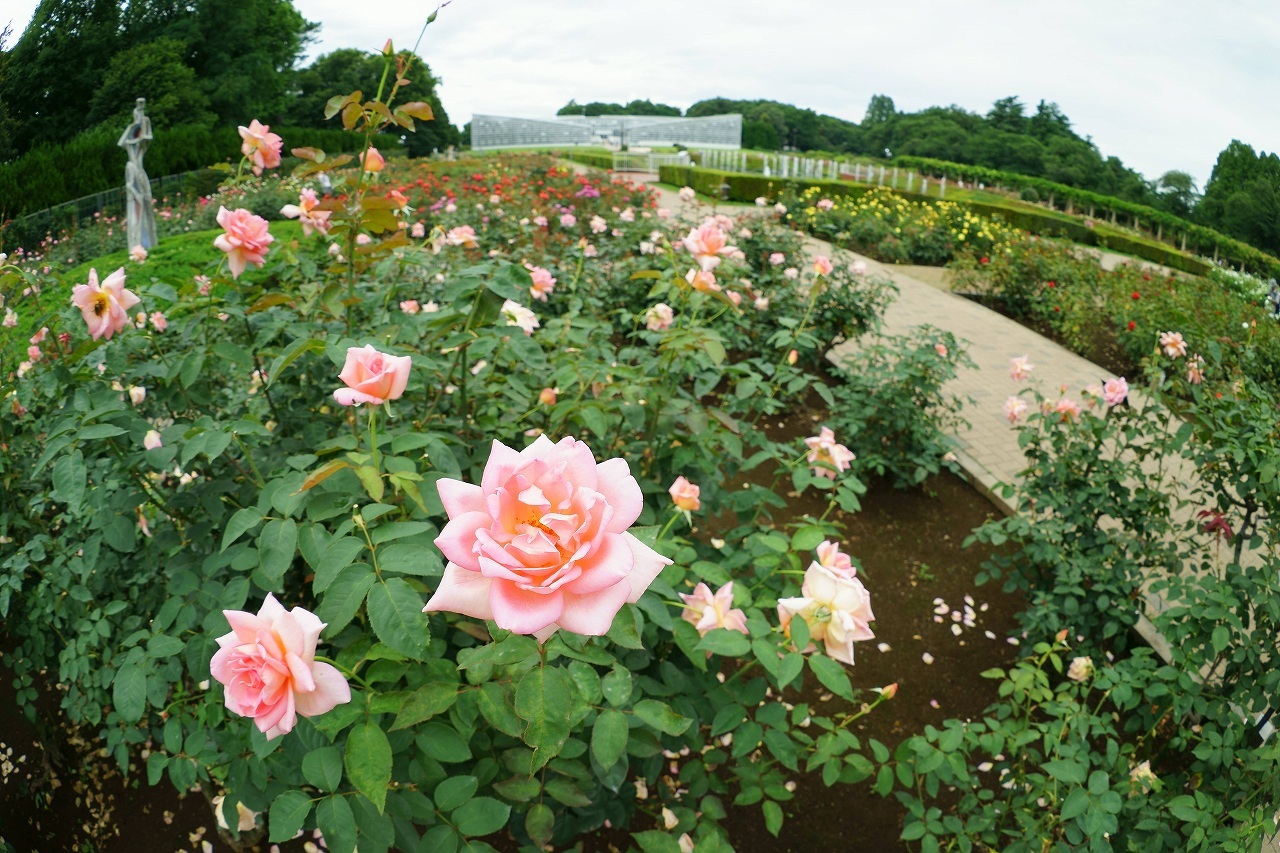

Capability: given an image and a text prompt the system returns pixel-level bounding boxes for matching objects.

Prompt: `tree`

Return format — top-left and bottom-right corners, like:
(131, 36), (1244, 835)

(863, 94), (896, 125)
(286, 48), (457, 156)
(1200, 141), (1280, 253)
(88, 37), (214, 131)
(986, 96), (1026, 134)
(1154, 170), (1199, 218)
(742, 120), (779, 151)
(1029, 100), (1073, 142)
(0, 24), (15, 161)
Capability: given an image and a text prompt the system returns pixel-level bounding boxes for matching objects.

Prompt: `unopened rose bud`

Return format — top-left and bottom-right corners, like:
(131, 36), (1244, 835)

(787, 349), (798, 365)
(539, 387), (557, 406)
(880, 683), (898, 700)
(1055, 628), (1069, 644)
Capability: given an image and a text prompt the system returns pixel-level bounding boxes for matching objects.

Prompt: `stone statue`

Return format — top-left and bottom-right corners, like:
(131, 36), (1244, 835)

(118, 98), (158, 250)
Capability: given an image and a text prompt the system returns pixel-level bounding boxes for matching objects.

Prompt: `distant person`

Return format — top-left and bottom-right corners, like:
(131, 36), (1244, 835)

(1269, 279), (1280, 319)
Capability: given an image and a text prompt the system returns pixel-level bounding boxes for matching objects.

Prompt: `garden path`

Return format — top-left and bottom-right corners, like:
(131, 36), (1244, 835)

(577, 163), (1280, 850)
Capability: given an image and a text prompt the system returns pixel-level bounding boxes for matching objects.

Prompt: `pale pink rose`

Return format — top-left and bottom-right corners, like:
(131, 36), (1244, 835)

(1083, 383), (1103, 405)
(424, 435), (672, 638)
(813, 255), (834, 277)
(620, 207), (635, 222)
(657, 208), (672, 219)
(1067, 656), (1094, 682)
(1159, 331), (1187, 358)
(2, 308), (16, 327)
(128, 386), (146, 405)
(400, 300), (421, 314)
(210, 594), (352, 740)
(388, 189), (409, 211)
(805, 426), (856, 479)
(851, 260), (867, 276)
(424, 300), (440, 313)
(213, 207), (273, 279)
(238, 120), (283, 176)
(1186, 354), (1205, 384)
(639, 241), (656, 255)
(129, 245), (148, 263)
(212, 795), (258, 833)
(526, 264), (557, 301)
(582, 242), (598, 258)
(680, 581), (748, 637)
(590, 215), (608, 234)
(778, 563), (874, 665)
(754, 296), (769, 311)
(360, 147), (385, 173)
(817, 198), (835, 211)
(1004, 396), (1028, 423)
(150, 311), (167, 332)
(738, 227), (753, 239)
(681, 221), (737, 271)
(539, 387), (557, 406)
(668, 476), (701, 511)
(502, 300), (539, 335)
(815, 540), (855, 578)
(755, 197), (768, 206)
(931, 343), (947, 358)
(678, 186), (696, 202)
(410, 222), (426, 238)
(533, 215), (548, 227)
(355, 233), (372, 246)
(1053, 398), (1082, 421)
(1103, 377), (1128, 406)
(1009, 355), (1034, 381)
(71, 267), (139, 340)
(645, 303), (674, 331)
(29, 326), (48, 344)
(783, 267), (799, 280)
(143, 429), (163, 450)
(26, 345), (41, 362)
(685, 268), (720, 293)
(135, 312), (147, 329)
(560, 213), (577, 228)
(332, 345), (412, 406)
(726, 290), (741, 306)
(195, 275), (212, 296)
(445, 225), (478, 248)
(774, 203), (787, 215)
(769, 252), (785, 266)
(280, 188), (332, 237)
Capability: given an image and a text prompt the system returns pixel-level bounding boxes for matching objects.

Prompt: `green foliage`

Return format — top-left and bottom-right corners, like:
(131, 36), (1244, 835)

(556, 98), (683, 117)
(87, 37), (215, 131)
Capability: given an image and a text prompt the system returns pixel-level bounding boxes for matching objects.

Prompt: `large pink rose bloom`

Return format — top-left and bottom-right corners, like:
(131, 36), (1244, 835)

(70, 267), (139, 340)
(333, 345), (412, 406)
(238, 120), (283, 176)
(210, 594), (351, 740)
(214, 207), (274, 279)
(425, 436), (672, 639)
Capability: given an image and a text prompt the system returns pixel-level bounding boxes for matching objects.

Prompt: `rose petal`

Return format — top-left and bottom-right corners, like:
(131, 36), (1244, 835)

(489, 580), (564, 634)
(438, 478), (486, 518)
(294, 661), (352, 718)
(594, 457), (643, 531)
(557, 578), (633, 635)
(623, 532), (672, 603)
(423, 562), (495, 621)
(434, 511), (492, 571)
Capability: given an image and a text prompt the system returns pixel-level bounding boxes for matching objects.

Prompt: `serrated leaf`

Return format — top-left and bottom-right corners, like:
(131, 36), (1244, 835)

(112, 663), (146, 722)
(345, 721), (392, 813)
(515, 665), (572, 771)
(269, 790), (313, 843)
(302, 746), (343, 792)
(434, 775), (478, 812)
(452, 797), (510, 837)
(391, 681), (458, 730)
(258, 518), (298, 587)
(525, 803), (554, 848)
(633, 699), (691, 736)
(697, 628), (750, 657)
(591, 709), (629, 768)
(354, 465), (385, 502)
(763, 799), (783, 836)
(222, 507), (263, 552)
(366, 578), (428, 660)
(268, 337), (326, 386)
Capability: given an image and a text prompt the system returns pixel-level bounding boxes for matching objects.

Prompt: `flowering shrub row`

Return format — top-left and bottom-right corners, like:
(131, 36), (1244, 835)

(0, 62), (973, 850)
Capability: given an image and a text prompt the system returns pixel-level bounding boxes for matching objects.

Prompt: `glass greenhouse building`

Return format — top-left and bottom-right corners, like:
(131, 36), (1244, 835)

(471, 114), (742, 150)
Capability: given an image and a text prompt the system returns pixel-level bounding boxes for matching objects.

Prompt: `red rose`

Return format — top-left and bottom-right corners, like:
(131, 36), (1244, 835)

(1127, 321), (1136, 331)
(1132, 292), (1140, 300)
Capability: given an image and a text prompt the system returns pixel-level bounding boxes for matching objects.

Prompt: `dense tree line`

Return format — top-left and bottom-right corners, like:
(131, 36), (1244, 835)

(556, 99), (682, 117)
(0, 0), (457, 167)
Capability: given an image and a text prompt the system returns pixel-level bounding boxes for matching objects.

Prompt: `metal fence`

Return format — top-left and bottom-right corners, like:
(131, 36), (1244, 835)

(610, 152), (692, 173)
(6, 170), (201, 244)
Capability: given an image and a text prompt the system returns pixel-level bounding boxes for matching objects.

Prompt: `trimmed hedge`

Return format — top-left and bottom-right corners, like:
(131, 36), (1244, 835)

(659, 165), (1214, 276)
(0, 124), (383, 224)
(560, 150), (615, 170)
(893, 155), (1280, 278)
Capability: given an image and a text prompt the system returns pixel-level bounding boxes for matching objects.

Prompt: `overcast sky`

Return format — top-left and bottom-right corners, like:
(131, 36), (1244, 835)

(5, 0), (1278, 188)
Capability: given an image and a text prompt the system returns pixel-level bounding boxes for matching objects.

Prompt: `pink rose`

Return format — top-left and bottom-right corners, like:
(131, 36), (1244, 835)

(681, 221), (736, 271)
(1159, 331), (1186, 358)
(668, 476), (701, 511)
(813, 255), (834, 276)
(280, 188), (332, 237)
(817, 198), (835, 210)
(645, 303), (674, 332)
(210, 594), (351, 740)
(1054, 397), (1082, 421)
(1004, 396), (1028, 423)
(1186, 354), (1205, 384)
(526, 265), (557, 301)
(333, 345), (411, 406)
(778, 563), (874, 665)
(1103, 377), (1128, 406)
(143, 429), (163, 450)
(680, 581), (748, 637)
(815, 540), (855, 578)
(71, 267), (139, 340)
(769, 252), (785, 266)
(539, 387), (557, 406)
(400, 300), (421, 314)
(446, 225), (478, 248)
(935, 343), (948, 357)
(560, 213), (577, 228)
(685, 268), (720, 292)
(805, 426), (855, 479)
(130, 245), (148, 263)
(1009, 355), (1033, 381)
(213, 207), (273, 279)
(411, 222), (426, 238)
(360, 147), (385, 173)
(424, 436), (672, 638)
(238, 120), (283, 176)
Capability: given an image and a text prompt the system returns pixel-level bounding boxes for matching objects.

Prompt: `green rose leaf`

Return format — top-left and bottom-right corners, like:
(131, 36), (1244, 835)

(345, 721), (392, 814)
